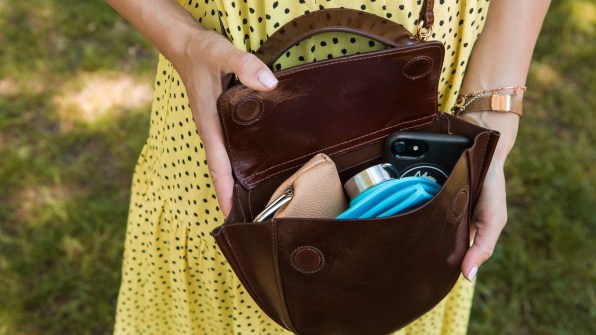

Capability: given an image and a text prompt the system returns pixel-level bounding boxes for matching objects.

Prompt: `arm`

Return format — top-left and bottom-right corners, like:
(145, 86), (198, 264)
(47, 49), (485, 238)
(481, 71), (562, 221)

(458, 0), (551, 280)
(104, 0), (207, 66)
(104, 0), (278, 216)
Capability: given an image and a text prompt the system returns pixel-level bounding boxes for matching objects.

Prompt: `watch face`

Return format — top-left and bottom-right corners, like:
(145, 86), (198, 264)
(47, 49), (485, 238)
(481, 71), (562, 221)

(400, 164), (448, 185)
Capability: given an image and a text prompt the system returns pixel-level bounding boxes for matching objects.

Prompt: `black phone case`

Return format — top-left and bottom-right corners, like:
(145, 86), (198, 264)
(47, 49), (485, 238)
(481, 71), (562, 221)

(383, 131), (472, 185)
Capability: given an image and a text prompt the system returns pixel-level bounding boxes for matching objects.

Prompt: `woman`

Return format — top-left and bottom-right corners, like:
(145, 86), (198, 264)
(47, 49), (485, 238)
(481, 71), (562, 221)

(105, 0), (550, 334)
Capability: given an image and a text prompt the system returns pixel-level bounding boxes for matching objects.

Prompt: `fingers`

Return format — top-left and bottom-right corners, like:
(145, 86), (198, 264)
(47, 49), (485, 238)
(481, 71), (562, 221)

(201, 130), (234, 217)
(461, 168), (508, 281)
(187, 74), (235, 218)
(461, 218), (504, 281)
(184, 41), (279, 217)
(192, 96), (235, 217)
(203, 48), (277, 216)
(227, 51), (278, 91)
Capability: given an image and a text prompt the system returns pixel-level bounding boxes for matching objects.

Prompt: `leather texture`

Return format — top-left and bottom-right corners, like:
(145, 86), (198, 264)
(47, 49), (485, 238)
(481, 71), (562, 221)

(421, 0), (435, 26)
(266, 153), (348, 220)
(221, 40), (443, 189)
(210, 7), (500, 335)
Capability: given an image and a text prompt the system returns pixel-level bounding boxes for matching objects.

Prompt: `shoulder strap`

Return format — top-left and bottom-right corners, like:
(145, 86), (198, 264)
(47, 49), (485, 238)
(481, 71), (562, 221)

(253, 2), (434, 68)
(421, 0), (435, 27)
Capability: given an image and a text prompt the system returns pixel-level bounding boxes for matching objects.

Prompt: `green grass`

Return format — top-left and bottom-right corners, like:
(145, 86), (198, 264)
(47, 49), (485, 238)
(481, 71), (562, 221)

(0, 1), (594, 334)
(468, 1), (596, 334)
(0, 1), (155, 334)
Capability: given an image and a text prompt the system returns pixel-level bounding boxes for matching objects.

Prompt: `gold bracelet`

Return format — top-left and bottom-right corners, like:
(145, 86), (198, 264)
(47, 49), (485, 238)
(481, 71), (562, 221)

(454, 86), (527, 118)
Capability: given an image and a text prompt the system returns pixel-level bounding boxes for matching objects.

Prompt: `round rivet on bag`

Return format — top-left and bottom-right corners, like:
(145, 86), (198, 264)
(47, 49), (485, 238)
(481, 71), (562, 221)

(291, 246), (325, 274)
(233, 97), (263, 124)
(403, 56), (433, 80)
(452, 187), (468, 222)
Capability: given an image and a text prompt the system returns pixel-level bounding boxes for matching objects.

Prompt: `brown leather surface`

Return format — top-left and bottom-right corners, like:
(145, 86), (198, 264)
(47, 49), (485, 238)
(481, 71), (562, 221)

(273, 152), (471, 335)
(210, 7), (499, 335)
(220, 41), (444, 189)
(212, 116), (498, 335)
(421, 0), (435, 27)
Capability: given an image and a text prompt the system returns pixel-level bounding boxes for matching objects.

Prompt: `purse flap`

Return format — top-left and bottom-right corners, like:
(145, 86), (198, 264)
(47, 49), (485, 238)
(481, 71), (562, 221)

(218, 41), (444, 189)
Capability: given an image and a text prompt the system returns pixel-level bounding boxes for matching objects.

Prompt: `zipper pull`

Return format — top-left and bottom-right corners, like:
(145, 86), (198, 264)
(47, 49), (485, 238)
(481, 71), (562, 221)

(253, 188), (294, 222)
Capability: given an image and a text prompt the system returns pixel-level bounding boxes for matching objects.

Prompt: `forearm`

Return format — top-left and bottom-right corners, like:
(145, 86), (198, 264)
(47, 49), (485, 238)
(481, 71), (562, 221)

(460, 0), (550, 165)
(105, 0), (206, 65)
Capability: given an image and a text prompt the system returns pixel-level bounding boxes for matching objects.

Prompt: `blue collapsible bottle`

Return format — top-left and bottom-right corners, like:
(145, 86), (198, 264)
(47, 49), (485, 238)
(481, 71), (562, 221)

(337, 163), (441, 219)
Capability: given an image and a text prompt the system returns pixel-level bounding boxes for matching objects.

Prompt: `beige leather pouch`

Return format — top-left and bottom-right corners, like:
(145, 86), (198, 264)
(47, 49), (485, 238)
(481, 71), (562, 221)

(256, 153), (348, 220)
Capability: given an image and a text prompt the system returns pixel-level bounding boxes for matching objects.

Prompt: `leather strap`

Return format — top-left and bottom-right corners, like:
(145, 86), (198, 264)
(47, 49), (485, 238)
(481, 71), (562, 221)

(421, 0), (435, 27)
(254, 2), (434, 68)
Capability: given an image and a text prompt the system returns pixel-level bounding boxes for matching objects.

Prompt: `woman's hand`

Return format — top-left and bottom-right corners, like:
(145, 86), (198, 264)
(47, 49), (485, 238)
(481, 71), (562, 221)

(458, 111), (519, 281)
(171, 30), (278, 217)
(105, 0), (278, 218)
(453, 0), (550, 281)
(460, 158), (508, 281)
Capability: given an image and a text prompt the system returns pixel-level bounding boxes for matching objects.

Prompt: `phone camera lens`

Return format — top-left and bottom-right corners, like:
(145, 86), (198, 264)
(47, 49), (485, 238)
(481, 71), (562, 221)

(394, 141), (407, 154)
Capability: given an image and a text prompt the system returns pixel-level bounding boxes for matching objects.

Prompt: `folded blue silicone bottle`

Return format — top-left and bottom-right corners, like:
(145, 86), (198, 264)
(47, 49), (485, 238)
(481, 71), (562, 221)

(336, 163), (441, 219)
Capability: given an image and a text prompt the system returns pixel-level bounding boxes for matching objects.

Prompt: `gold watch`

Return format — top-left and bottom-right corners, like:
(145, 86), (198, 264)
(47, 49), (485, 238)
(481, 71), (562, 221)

(454, 86), (526, 118)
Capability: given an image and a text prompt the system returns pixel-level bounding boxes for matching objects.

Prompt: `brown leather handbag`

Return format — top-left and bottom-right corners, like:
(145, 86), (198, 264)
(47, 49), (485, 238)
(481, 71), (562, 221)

(210, 5), (499, 335)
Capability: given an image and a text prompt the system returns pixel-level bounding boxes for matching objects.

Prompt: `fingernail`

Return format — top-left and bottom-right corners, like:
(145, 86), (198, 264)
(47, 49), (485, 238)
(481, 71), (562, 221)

(467, 266), (478, 281)
(258, 70), (278, 88)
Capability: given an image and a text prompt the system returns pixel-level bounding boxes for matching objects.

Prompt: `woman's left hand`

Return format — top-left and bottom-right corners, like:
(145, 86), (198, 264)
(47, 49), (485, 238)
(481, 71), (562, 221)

(460, 160), (508, 281)
(452, 0), (551, 281)
(458, 111), (519, 281)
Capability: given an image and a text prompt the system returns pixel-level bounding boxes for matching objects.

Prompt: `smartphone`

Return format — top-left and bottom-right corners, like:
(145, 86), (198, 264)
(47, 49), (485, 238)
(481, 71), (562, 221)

(382, 131), (472, 185)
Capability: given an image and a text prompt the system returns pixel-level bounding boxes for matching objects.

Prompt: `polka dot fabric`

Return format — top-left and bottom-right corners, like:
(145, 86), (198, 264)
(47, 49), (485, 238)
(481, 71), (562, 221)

(114, 1), (490, 334)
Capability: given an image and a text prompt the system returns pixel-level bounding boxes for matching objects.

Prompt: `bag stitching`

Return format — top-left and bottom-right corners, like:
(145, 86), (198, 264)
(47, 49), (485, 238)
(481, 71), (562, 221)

(235, 184), (247, 222)
(451, 185), (469, 222)
(474, 135), (490, 204)
(247, 115), (434, 180)
(222, 230), (277, 319)
(289, 245), (326, 274)
(278, 43), (441, 77)
(230, 95), (265, 126)
(402, 55), (434, 80)
(244, 115), (435, 187)
(221, 45), (443, 188)
(248, 188), (253, 219)
(271, 221), (298, 333)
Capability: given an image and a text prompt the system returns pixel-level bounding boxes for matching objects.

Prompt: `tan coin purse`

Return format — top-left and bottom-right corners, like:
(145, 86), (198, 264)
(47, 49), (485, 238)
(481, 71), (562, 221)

(255, 153), (348, 221)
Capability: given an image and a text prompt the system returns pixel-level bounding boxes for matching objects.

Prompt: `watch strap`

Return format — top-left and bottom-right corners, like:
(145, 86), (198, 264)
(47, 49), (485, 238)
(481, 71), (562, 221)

(455, 94), (524, 118)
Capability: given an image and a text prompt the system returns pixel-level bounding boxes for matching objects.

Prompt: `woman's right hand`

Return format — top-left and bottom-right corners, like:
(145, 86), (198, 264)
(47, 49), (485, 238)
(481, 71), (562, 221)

(105, 0), (278, 217)
(171, 29), (278, 218)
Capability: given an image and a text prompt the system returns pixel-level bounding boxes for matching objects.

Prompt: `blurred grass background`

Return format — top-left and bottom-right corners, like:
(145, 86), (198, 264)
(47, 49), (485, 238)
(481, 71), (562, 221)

(0, 1), (594, 334)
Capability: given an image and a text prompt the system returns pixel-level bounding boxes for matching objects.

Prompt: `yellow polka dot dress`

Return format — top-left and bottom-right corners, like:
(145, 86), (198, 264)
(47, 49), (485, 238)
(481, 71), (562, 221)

(114, 1), (490, 334)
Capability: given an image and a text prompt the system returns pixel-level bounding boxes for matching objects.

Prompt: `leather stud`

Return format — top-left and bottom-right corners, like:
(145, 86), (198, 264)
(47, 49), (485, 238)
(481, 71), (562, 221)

(234, 97), (263, 124)
(452, 187), (468, 222)
(291, 246), (324, 274)
(403, 56), (433, 80)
